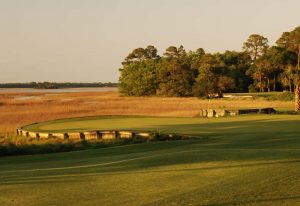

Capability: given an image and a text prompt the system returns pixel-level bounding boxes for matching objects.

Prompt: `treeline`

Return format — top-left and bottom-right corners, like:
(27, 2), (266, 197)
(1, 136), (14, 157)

(119, 26), (300, 97)
(0, 82), (118, 89)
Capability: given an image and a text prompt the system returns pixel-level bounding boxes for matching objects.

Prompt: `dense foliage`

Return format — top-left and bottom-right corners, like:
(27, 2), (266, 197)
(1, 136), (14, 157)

(119, 26), (300, 98)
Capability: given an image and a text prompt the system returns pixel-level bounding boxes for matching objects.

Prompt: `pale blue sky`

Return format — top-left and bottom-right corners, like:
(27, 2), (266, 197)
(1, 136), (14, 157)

(0, 0), (300, 83)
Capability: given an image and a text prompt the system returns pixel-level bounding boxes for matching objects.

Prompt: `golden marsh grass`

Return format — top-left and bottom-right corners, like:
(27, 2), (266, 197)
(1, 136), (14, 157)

(0, 91), (293, 136)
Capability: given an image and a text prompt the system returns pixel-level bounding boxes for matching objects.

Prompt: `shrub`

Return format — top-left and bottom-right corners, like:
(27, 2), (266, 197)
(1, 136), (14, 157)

(248, 84), (257, 93)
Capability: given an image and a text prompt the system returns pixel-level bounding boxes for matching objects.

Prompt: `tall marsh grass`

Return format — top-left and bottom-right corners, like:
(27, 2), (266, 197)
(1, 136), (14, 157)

(0, 91), (294, 136)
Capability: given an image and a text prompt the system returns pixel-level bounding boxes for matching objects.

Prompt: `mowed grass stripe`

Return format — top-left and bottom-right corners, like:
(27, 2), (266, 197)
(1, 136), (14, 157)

(1, 148), (299, 174)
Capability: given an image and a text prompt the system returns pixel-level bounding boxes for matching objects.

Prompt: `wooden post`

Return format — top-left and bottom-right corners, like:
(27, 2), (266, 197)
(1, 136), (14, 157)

(96, 131), (102, 140)
(64, 133), (69, 140)
(80, 133), (85, 140)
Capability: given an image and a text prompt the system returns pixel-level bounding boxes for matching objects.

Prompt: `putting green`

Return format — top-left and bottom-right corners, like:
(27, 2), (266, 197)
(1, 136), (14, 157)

(23, 114), (300, 138)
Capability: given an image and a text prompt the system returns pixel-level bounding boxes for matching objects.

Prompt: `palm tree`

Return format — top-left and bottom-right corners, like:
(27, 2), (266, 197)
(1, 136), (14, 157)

(276, 27), (300, 112)
(290, 31), (300, 112)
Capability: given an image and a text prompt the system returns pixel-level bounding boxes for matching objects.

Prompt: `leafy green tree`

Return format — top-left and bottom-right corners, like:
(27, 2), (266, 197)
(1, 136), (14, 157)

(243, 34), (269, 92)
(122, 45), (160, 65)
(276, 32), (291, 49)
(280, 64), (295, 92)
(157, 46), (194, 96)
(279, 50), (297, 92)
(188, 48), (205, 70)
(193, 53), (235, 97)
(255, 46), (286, 92)
(254, 58), (272, 92)
(193, 64), (218, 97)
(122, 48), (146, 65)
(163, 46), (179, 58)
(221, 51), (251, 92)
(119, 59), (159, 96)
(217, 76), (235, 93)
(145, 45), (160, 59)
(243, 34), (269, 61)
(119, 46), (160, 96)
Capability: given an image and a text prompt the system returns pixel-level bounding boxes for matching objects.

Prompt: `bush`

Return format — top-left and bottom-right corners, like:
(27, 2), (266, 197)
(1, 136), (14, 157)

(248, 84), (257, 93)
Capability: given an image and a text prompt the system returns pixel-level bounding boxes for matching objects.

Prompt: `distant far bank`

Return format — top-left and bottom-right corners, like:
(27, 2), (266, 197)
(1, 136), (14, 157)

(0, 87), (118, 93)
(0, 82), (118, 89)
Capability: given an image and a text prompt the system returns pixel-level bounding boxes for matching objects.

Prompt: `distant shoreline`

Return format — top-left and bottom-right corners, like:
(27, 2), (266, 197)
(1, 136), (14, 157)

(0, 87), (118, 93)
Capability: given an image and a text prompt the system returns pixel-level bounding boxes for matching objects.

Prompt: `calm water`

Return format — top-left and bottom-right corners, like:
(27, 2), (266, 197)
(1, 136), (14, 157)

(0, 87), (118, 93)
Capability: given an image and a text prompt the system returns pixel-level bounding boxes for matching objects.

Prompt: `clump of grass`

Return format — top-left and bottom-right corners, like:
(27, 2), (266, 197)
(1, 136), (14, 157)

(0, 142), (75, 156)
(0, 132), (190, 156)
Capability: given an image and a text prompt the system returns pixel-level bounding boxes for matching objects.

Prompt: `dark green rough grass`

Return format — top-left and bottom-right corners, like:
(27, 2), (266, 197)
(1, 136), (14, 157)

(1, 115), (300, 206)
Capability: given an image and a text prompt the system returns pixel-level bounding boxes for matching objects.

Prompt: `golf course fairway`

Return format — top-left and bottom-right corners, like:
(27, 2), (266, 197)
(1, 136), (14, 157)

(1, 115), (300, 205)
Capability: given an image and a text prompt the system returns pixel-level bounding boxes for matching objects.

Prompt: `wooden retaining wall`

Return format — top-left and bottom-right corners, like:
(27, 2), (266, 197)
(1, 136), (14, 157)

(101, 131), (116, 140)
(83, 131), (98, 140)
(119, 131), (133, 139)
(199, 108), (276, 118)
(16, 128), (155, 141)
(39, 133), (50, 139)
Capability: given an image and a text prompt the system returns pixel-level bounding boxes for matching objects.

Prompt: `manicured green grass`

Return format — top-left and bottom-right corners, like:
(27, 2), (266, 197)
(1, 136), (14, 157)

(1, 115), (300, 205)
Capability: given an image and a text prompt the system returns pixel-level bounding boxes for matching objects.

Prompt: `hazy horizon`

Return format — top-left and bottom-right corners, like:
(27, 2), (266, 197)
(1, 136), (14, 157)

(1, 0), (300, 83)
